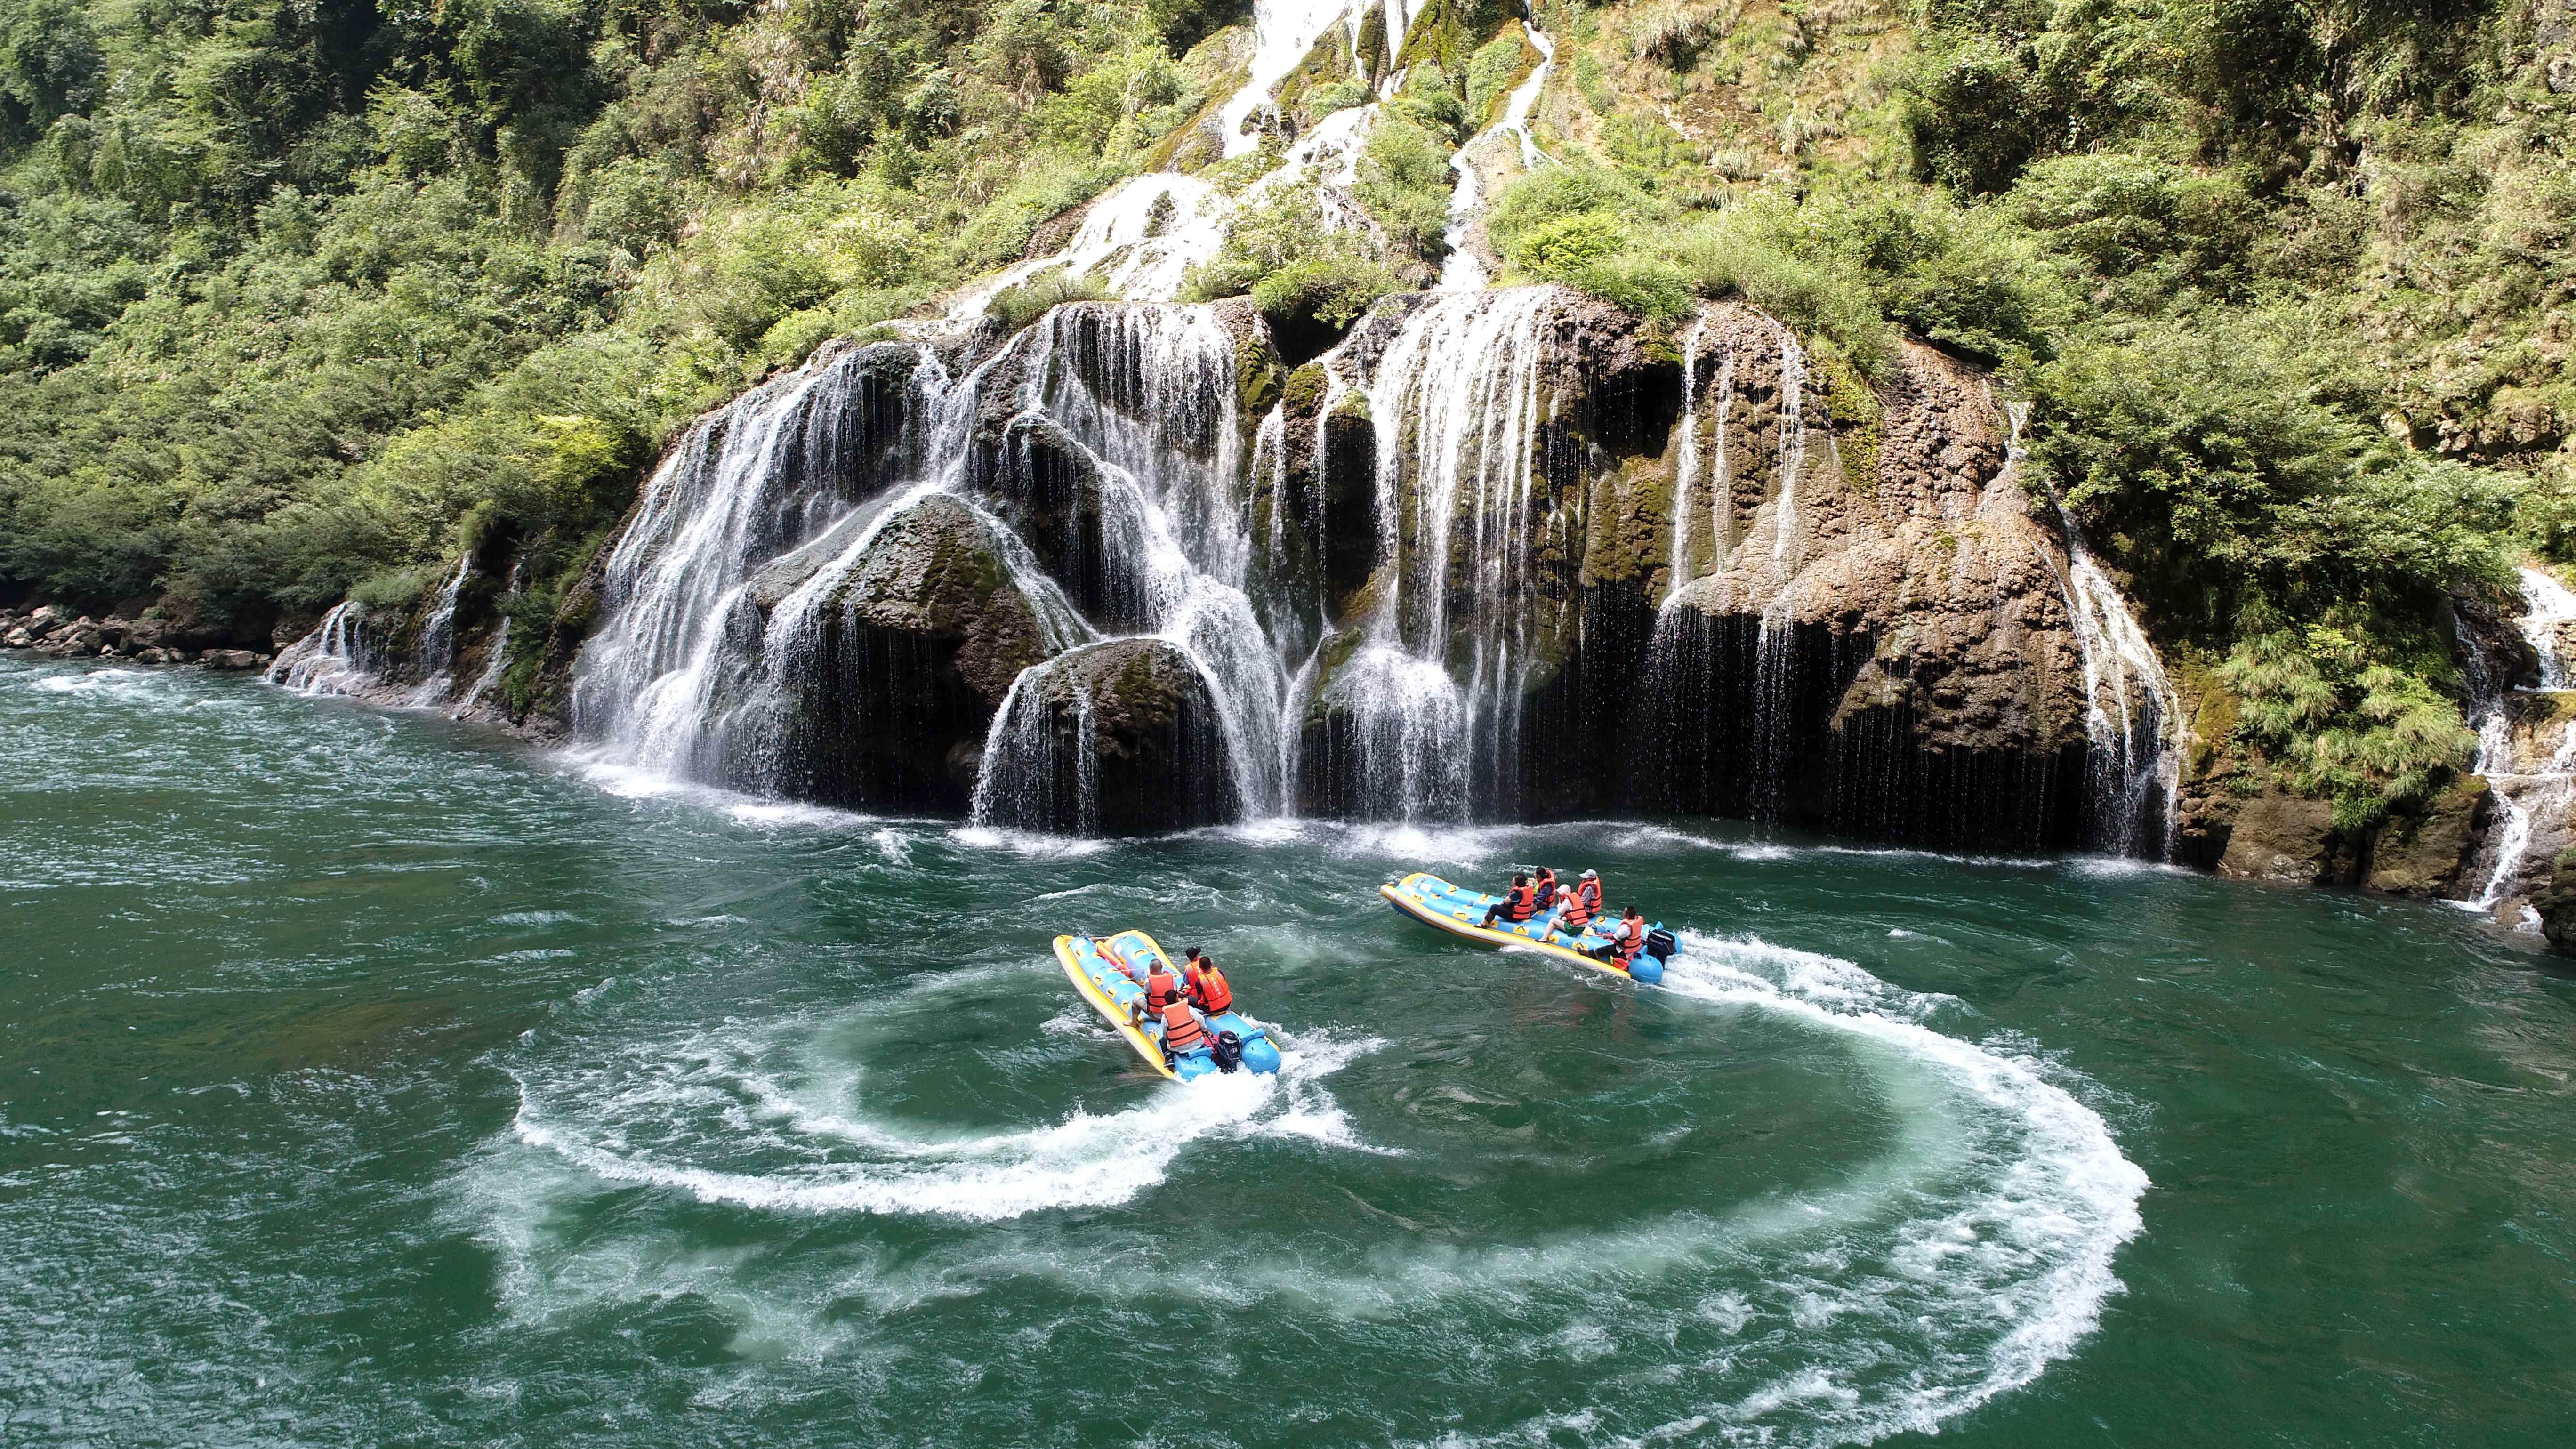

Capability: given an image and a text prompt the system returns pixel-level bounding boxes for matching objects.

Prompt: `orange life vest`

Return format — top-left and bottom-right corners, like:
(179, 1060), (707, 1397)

(1161, 1000), (1207, 1053)
(1188, 963), (1233, 1014)
(1558, 891), (1594, 929)
(1577, 878), (1601, 914)
(1145, 966), (1179, 1009)
(1612, 917), (1645, 961)
(1503, 884), (1536, 922)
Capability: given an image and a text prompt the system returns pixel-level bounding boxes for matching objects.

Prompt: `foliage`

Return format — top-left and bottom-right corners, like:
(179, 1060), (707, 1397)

(0, 0), (1246, 630)
(1355, 114), (1456, 264)
(987, 268), (1114, 332)
(1250, 256), (1398, 332)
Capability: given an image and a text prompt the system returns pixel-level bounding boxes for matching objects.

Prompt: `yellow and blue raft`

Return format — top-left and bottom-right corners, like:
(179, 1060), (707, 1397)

(1053, 929), (1283, 1080)
(1379, 872), (1674, 984)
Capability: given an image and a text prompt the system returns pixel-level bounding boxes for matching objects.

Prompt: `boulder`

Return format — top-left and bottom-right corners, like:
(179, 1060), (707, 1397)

(2365, 776), (2490, 895)
(200, 649), (264, 670)
(2532, 850), (2576, 955)
(753, 494), (1052, 811)
(2217, 792), (2346, 885)
(3, 627), (30, 648)
(967, 412), (1151, 633)
(976, 638), (1239, 835)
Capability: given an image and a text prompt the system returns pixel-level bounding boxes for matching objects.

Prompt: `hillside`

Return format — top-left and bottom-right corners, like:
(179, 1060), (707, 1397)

(2, 0), (2572, 850)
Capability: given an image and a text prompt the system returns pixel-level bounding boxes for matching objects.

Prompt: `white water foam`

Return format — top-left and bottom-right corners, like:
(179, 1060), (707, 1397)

(504, 1019), (1384, 1222)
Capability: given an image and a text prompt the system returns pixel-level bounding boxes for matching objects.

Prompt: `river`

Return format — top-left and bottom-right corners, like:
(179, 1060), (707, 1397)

(5, 653), (2572, 1447)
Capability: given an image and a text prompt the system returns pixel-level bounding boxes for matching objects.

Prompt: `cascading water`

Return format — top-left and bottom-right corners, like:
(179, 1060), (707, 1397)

(986, 305), (1296, 818)
(2005, 398), (2182, 858)
(1436, 16), (1556, 293)
(269, 602), (377, 696)
(454, 559), (529, 718)
(1320, 286), (1556, 818)
(1219, 1), (1377, 157)
(572, 343), (956, 781)
(409, 554), (473, 703)
(2460, 566), (2576, 918)
(1768, 321), (1807, 577)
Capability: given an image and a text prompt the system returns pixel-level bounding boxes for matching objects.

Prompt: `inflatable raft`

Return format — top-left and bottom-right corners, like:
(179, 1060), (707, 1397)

(1053, 929), (1283, 1081)
(1379, 872), (1675, 984)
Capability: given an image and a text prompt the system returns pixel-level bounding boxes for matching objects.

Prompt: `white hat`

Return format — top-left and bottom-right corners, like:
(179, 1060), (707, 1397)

(1580, 869), (1597, 879)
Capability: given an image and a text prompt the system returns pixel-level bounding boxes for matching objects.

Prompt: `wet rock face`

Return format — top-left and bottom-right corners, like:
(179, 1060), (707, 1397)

(1277, 290), (2112, 849)
(977, 638), (1240, 835)
(760, 495), (1048, 812)
(543, 287), (2187, 850)
(970, 413), (1147, 633)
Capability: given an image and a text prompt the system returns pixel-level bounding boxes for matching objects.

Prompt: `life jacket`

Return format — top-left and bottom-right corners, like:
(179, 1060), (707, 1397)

(1612, 918), (1645, 961)
(1145, 966), (1180, 1009)
(1533, 872), (1558, 910)
(1189, 963), (1233, 1014)
(1558, 890), (1594, 929)
(1161, 1000), (1207, 1054)
(1577, 878), (1601, 914)
(1503, 884), (1536, 922)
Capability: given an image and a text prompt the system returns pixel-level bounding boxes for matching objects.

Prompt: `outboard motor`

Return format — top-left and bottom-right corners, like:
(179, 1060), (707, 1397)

(1631, 926), (1680, 985)
(1211, 1030), (1244, 1074)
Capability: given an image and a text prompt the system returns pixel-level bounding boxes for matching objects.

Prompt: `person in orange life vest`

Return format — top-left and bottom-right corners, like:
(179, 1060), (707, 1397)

(1609, 906), (1648, 965)
(1531, 867), (1560, 911)
(1481, 873), (1537, 926)
(1183, 948), (1233, 1014)
(1573, 869), (1602, 920)
(1143, 957), (1183, 1013)
(1554, 877), (1596, 933)
(1159, 997), (1208, 1058)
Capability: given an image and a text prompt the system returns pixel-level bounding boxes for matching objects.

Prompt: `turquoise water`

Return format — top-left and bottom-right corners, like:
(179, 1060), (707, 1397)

(4, 654), (2572, 1447)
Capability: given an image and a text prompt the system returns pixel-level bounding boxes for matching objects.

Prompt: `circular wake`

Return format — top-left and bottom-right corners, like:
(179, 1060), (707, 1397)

(465, 875), (2146, 1448)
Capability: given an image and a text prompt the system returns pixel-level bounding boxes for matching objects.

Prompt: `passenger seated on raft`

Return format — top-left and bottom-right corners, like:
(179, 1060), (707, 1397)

(1554, 877), (1596, 934)
(1159, 998), (1209, 1059)
(1556, 861), (1597, 918)
(1531, 868), (1560, 911)
(1183, 949), (1233, 1015)
(1143, 958), (1183, 1013)
(1608, 906), (1647, 966)
(1481, 873), (1538, 927)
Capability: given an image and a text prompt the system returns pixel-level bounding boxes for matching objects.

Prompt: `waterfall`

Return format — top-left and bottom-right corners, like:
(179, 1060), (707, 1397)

(2005, 392), (2182, 857)
(1220, 1), (1373, 157)
(1324, 286), (1555, 817)
(1769, 322), (1807, 577)
(1436, 16), (1556, 293)
(572, 343), (955, 779)
(2461, 566), (2576, 918)
(409, 553), (473, 702)
(270, 602), (377, 696)
(1496, 22), (1556, 169)
(1664, 317), (1710, 603)
(971, 649), (1105, 835)
(1002, 304), (1294, 817)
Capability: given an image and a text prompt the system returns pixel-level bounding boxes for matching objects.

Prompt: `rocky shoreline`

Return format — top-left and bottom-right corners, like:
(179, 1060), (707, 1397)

(0, 605), (273, 672)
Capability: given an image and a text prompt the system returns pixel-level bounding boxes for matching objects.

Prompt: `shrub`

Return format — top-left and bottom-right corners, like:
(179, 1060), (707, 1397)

(1656, 211), (1896, 377)
(1356, 116), (1456, 262)
(1510, 210), (1629, 279)
(1250, 256), (1398, 331)
(1488, 164), (1639, 258)
(1563, 253), (1695, 324)
(985, 267), (1113, 331)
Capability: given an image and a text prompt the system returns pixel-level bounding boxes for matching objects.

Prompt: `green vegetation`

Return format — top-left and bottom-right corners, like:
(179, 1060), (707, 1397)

(1471, 0), (2568, 827)
(0, 0), (2564, 832)
(0, 0), (1251, 633)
